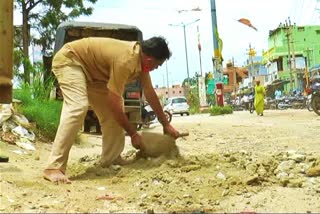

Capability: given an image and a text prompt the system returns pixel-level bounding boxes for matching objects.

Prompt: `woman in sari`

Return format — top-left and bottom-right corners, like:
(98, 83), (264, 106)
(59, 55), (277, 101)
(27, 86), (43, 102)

(254, 80), (266, 116)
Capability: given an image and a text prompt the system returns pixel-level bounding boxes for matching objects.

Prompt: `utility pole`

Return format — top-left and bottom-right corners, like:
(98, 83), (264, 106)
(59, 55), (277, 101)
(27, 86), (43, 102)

(305, 48), (312, 67)
(284, 18), (295, 92)
(248, 43), (256, 87)
(0, 0), (14, 103)
(162, 74), (165, 89)
(210, 0), (222, 80)
(305, 48), (313, 89)
(232, 57), (237, 95)
(182, 24), (190, 87)
(210, 0), (225, 107)
(169, 19), (200, 90)
(197, 25), (203, 77)
(197, 25), (207, 107)
(290, 24), (298, 90)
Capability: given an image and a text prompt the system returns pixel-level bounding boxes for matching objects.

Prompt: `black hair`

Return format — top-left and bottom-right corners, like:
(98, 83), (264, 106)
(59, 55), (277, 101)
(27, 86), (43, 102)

(141, 36), (172, 60)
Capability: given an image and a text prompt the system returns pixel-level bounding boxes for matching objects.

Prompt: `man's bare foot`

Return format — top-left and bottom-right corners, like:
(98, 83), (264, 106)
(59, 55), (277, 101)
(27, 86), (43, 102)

(43, 169), (71, 184)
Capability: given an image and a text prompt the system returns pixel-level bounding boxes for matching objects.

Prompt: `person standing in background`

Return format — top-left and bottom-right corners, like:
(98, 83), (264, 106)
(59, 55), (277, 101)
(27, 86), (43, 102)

(274, 88), (282, 99)
(254, 80), (266, 116)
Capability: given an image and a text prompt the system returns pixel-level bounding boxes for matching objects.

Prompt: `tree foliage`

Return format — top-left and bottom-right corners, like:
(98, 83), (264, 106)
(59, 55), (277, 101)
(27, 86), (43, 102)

(14, 0), (98, 83)
(182, 72), (201, 87)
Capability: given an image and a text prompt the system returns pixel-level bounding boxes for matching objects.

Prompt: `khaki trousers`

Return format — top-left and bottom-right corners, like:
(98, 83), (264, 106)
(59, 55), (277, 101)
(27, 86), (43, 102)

(46, 58), (125, 172)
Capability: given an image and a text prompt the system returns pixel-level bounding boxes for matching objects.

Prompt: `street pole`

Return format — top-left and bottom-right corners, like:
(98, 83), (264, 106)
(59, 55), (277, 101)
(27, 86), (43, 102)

(305, 48), (312, 89)
(162, 74), (165, 89)
(248, 43), (256, 87)
(182, 24), (190, 87)
(197, 25), (203, 77)
(169, 19), (200, 91)
(197, 25), (207, 107)
(210, 0), (225, 107)
(284, 19), (294, 92)
(290, 24), (298, 90)
(166, 61), (169, 98)
(210, 0), (222, 80)
(233, 57), (237, 95)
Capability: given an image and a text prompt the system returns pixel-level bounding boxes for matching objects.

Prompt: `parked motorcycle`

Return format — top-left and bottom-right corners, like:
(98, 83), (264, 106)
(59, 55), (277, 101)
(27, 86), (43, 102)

(306, 94), (313, 112)
(137, 103), (172, 130)
(290, 95), (307, 109)
(248, 93), (255, 113)
(310, 78), (320, 116)
(277, 96), (293, 110)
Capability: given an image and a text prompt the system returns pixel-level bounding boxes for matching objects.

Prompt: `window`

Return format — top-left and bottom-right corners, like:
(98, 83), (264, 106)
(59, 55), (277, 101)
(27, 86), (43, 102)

(277, 57), (283, 71)
(172, 98), (187, 104)
(172, 99), (178, 104)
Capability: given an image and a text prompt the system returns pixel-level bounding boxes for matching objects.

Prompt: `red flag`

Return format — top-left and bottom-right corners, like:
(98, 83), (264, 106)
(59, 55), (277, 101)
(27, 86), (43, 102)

(238, 18), (258, 31)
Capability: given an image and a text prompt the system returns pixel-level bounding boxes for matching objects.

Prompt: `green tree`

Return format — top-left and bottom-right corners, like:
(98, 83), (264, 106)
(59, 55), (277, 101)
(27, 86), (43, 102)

(182, 76), (198, 87)
(205, 71), (213, 85)
(14, 0), (98, 84)
(182, 78), (190, 87)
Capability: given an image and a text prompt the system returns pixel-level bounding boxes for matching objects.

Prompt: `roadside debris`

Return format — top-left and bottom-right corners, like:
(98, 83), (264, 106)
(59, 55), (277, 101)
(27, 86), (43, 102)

(0, 103), (36, 153)
(307, 165), (320, 177)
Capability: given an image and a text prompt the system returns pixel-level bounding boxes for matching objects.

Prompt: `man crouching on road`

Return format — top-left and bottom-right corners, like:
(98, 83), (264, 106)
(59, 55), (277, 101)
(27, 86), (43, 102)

(43, 36), (180, 184)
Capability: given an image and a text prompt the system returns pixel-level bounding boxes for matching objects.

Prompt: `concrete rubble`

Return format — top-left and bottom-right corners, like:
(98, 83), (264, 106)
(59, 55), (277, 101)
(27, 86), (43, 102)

(0, 103), (36, 153)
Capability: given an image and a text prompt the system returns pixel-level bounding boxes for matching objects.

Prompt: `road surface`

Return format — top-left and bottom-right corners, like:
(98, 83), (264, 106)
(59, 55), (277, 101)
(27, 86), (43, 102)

(0, 109), (319, 213)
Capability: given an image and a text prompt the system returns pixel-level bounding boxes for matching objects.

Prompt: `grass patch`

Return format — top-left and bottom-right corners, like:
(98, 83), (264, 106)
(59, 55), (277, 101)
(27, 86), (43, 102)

(210, 105), (233, 116)
(13, 89), (62, 140)
(200, 108), (211, 114)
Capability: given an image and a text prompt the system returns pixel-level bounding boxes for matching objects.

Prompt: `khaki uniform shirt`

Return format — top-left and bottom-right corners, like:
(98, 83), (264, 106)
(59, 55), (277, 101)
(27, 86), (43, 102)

(52, 37), (142, 97)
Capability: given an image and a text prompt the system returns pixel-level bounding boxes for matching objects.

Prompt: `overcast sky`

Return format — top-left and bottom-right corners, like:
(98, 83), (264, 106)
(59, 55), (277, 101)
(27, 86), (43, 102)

(15, 0), (320, 88)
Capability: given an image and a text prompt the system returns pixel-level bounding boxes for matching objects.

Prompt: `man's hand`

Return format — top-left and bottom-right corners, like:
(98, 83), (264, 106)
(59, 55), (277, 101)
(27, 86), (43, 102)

(163, 124), (180, 139)
(139, 71), (179, 140)
(130, 132), (144, 150)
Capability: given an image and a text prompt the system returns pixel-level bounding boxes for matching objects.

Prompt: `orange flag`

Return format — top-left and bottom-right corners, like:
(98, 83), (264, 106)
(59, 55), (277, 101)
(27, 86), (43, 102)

(238, 18), (258, 31)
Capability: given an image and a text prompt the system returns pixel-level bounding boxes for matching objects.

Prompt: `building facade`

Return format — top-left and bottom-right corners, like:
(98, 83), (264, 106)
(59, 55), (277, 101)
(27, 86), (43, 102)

(263, 25), (320, 93)
(222, 62), (248, 97)
(154, 85), (187, 102)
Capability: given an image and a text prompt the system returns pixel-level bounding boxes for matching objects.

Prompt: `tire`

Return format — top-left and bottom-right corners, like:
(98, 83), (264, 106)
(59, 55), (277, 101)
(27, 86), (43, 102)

(249, 102), (254, 114)
(307, 99), (313, 112)
(311, 95), (320, 116)
(164, 110), (172, 123)
(277, 102), (286, 110)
